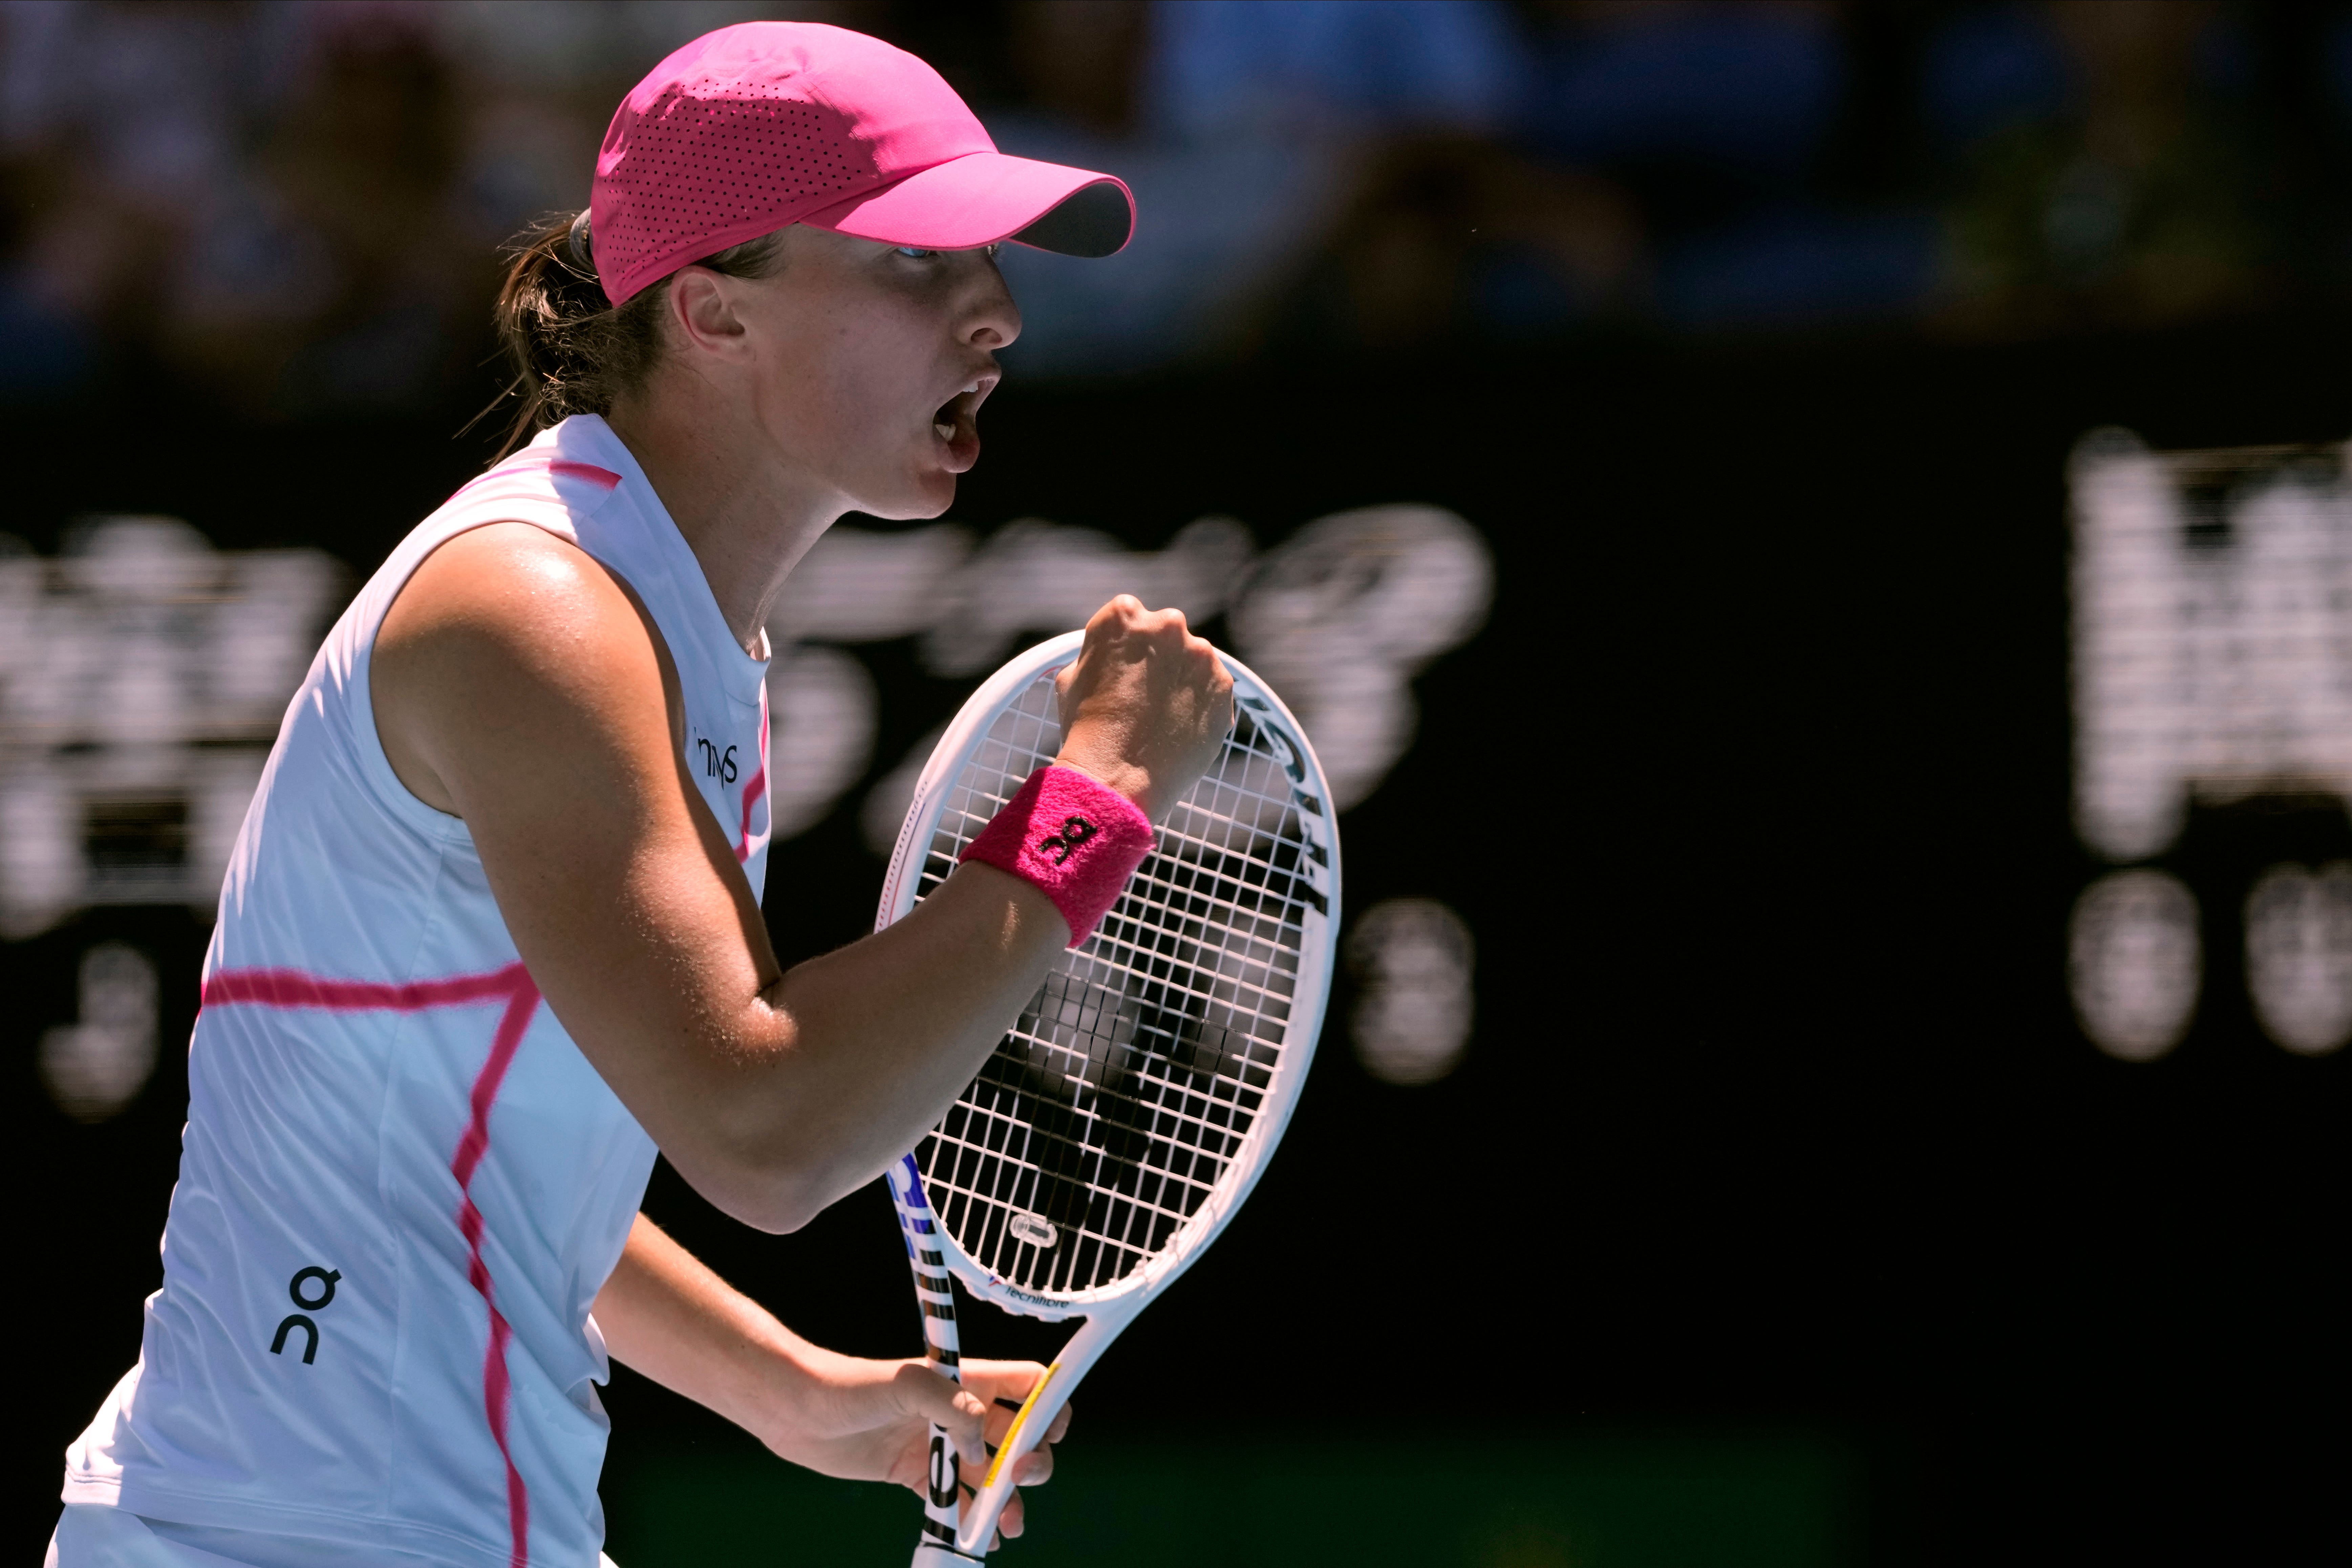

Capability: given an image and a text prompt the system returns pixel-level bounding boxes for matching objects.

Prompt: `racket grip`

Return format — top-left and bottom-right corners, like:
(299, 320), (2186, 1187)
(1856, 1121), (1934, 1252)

(888, 1159), (973, 1560)
(953, 1314), (1118, 1557)
(910, 1511), (985, 1566)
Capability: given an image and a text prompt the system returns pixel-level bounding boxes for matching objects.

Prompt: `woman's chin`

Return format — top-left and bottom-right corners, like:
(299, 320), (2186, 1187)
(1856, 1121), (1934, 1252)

(854, 472), (958, 522)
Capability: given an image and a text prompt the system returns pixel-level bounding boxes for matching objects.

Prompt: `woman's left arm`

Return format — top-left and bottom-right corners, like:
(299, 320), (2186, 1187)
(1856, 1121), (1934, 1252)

(592, 1213), (1068, 1541)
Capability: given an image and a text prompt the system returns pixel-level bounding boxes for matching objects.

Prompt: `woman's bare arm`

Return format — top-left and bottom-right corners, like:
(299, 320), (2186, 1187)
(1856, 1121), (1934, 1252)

(593, 1213), (1065, 1539)
(372, 523), (1228, 1231)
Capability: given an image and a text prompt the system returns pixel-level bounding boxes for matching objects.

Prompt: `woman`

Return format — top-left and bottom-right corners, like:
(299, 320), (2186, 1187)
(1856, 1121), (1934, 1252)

(54, 23), (1230, 1568)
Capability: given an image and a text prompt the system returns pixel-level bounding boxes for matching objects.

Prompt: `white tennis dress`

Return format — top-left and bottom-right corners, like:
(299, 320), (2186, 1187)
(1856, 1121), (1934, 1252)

(56, 415), (772, 1568)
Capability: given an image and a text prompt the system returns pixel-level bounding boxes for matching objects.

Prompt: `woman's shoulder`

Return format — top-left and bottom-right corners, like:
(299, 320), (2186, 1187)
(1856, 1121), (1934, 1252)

(379, 522), (656, 691)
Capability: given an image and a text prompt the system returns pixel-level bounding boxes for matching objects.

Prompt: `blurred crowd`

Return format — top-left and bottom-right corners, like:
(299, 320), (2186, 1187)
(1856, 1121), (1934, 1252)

(7, 0), (2352, 411)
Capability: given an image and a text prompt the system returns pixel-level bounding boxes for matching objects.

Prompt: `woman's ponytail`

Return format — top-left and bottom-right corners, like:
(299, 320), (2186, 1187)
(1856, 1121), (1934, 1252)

(486, 212), (663, 459)
(485, 211), (784, 459)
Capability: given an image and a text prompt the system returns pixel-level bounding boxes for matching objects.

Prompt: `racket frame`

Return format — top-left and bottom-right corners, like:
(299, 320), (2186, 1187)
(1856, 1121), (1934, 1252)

(877, 630), (1338, 1560)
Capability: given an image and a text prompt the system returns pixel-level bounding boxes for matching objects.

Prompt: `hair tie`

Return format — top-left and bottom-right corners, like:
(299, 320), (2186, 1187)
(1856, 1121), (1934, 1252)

(565, 209), (595, 276)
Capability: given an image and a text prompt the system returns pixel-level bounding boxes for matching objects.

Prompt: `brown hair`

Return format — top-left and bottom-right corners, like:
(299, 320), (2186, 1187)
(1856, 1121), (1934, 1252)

(486, 211), (787, 458)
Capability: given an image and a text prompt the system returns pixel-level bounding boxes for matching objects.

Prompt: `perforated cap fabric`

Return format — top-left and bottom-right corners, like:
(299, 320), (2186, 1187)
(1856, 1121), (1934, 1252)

(592, 22), (1134, 304)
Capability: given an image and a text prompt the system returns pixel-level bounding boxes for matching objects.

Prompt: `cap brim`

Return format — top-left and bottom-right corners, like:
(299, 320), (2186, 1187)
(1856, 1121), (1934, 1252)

(801, 151), (1134, 258)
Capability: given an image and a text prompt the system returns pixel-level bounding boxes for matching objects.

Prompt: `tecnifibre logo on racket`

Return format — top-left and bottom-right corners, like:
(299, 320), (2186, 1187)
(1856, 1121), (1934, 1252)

(1005, 1211), (1058, 1249)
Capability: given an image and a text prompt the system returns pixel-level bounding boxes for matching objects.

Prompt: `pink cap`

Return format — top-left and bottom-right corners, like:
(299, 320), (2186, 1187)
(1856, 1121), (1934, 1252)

(591, 22), (1135, 305)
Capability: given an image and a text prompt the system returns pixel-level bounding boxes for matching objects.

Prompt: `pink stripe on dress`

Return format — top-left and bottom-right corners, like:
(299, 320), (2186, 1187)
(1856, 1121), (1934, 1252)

(547, 460), (622, 490)
(735, 683), (769, 863)
(202, 961), (545, 1568)
(444, 453), (622, 505)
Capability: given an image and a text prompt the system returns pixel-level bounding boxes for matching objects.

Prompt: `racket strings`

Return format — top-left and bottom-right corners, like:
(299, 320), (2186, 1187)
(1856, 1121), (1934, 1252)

(913, 675), (1321, 1296)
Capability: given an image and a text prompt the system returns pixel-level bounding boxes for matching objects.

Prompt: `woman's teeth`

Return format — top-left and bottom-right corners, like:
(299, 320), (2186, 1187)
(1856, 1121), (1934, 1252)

(935, 383), (981, 442)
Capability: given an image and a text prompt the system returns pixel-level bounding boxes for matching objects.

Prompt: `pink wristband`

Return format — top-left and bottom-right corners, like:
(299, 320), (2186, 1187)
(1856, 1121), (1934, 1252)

(960, 765), (1155, 947)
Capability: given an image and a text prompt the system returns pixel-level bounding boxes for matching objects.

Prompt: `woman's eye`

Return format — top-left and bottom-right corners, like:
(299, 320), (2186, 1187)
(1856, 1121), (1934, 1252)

(894, 246), (936, 259)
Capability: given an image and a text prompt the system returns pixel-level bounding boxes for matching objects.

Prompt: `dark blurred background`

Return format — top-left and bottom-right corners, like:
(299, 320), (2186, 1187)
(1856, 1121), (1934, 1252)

(8, 3), (2351, 1565)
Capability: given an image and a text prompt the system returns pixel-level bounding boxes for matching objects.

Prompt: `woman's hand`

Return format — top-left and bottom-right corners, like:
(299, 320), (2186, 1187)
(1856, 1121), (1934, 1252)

(597, 1220), (1070, 1545)
(757, 1355), (1071, 1546)
(1053, 595), (1235, 822)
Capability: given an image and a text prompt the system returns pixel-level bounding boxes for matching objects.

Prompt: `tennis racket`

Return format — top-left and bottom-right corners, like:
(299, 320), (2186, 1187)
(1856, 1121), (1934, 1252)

(874, 628), (1339, 1563)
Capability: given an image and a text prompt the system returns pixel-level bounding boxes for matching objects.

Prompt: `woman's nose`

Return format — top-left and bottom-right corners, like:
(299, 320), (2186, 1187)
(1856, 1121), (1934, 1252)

(966, 257), (1022, 350)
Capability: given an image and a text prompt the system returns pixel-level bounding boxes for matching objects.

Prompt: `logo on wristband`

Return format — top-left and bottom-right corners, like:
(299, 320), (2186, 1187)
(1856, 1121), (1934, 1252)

(1037, 815), (1097, 866)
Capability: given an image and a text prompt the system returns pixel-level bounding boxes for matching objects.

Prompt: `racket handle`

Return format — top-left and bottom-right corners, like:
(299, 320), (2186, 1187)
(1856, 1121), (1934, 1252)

(887, 1160), (970, 1558)
(910, 1532), (986, 1566)
(953, 1314), (1119, 1557)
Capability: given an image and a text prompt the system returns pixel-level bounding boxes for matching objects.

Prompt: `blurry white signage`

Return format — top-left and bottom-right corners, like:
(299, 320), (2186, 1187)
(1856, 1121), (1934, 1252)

(2242, 861), (2352, 1056)
(1347, 897), (1477, 1086)
(40, 940), (160, 1122)
(2067, 868), (2200, 1062)
(2069, 430), (2352, 1058)
(768, 504), (1495, 852)
(0, 517), (343, 939)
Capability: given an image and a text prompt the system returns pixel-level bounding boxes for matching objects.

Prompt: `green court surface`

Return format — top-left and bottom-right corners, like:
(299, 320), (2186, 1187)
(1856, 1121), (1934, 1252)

(602, 1435), (1847, 1568)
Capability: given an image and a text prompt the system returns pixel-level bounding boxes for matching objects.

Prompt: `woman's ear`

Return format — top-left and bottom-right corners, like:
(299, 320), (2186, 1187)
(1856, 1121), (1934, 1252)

(667, 266), (751, 359)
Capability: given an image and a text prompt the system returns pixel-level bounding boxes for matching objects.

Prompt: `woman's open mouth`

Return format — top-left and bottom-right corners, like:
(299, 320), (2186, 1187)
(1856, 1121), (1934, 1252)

(931, 377), (995, 471)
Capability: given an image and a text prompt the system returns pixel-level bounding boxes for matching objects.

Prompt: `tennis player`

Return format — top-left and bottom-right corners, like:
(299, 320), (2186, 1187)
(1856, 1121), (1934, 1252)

(51, 22), (1232, 1568)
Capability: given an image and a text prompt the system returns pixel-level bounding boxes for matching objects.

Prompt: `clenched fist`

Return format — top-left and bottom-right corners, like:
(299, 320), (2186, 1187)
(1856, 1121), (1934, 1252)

(1052, 596), (1234, 822)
